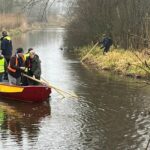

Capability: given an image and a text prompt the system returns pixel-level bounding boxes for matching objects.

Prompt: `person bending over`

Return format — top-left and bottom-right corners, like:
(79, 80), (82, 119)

(7, 48), (25, 85)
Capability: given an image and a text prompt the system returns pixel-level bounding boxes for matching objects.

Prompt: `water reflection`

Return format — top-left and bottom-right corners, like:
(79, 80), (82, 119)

(0, 100), (51, 149)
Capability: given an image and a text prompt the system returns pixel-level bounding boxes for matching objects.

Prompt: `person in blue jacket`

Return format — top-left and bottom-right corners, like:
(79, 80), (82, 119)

(0, 31), (13, 80)
(100, 34), (113, 55)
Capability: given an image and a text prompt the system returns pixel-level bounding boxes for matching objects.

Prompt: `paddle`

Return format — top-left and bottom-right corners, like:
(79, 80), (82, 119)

(22, 73), (78, 99)
(81, 42), (99, 62)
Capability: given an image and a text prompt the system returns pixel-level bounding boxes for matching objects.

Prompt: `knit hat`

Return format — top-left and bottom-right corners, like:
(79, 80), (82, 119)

(2, 31), (8, 36)
(16, 48), (24, 54)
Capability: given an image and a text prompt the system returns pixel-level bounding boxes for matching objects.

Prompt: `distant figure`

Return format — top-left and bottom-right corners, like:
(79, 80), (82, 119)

(100, 34), (113, 55)
(0, 51), (7, 82)
(60, 47), (63, 50)
(0, 31), (13, 80)
(7, 48), (25, 85)
(25, 50), (41, 85)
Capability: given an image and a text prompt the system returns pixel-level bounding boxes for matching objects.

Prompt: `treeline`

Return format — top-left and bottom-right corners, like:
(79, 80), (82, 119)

(0, 0), (28, 31)
(0, 0), (56, 31)
(65, 0), (150, 50)
(0, 0), (67, 30)
(0, 14), (27, 31)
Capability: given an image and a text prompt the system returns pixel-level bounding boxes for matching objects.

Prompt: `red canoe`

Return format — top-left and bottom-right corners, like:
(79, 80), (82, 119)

(0, 83), (51, 102)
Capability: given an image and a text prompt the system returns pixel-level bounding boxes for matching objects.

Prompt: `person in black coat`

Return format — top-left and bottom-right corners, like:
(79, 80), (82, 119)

(25, 50), (41, 85)
(0, 31), (13, 79)
(100, 34), (113, 55)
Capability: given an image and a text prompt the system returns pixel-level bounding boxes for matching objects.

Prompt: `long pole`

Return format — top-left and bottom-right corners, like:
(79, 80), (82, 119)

(81, 42), (99, 62)
(22, 73), (78, 98)
(41, 77), (65, 98)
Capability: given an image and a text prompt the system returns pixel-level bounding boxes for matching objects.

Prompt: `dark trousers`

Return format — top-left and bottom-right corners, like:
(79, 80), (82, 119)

(103, 46), (110, 54)
(21, 75), (28, 86)
(0, 73), (3, 82)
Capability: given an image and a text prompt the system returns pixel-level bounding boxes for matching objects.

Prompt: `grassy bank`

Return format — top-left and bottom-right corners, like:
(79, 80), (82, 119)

(76, 45), (150, 79)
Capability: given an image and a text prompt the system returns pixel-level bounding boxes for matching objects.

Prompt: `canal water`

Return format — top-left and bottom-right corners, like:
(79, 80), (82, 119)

(0, 28), (150, 150)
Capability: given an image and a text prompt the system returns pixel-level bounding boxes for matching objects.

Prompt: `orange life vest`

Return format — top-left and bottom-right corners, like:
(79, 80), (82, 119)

(7, 56), (25, 73)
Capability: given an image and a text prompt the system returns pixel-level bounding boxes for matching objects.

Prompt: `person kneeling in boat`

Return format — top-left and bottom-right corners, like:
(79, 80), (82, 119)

(0, 51), (7, 82)
(25, 50), (41, 85)
(7, 48), (25, 85)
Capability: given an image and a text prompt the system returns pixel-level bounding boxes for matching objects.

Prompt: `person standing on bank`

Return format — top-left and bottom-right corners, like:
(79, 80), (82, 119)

(7, 48), (25, 85)
(100, 34), (113, 55)
(0, 31), (13, 80)
(0, 51), (7, 82)
(25, 50), (41, 85)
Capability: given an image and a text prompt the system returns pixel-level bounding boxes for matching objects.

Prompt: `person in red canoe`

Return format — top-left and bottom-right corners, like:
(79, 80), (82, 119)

(25, 50), (41, 85)
(7, 48), (25, 85)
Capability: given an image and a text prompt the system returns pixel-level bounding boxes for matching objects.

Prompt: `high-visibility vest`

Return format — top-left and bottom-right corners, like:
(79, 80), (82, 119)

(24, 57), (32, 72)
(0, 58), (5, 73)
(8, 56), (25, 73)
(4, 36), (11, 41)
(24, 53), (29, 60)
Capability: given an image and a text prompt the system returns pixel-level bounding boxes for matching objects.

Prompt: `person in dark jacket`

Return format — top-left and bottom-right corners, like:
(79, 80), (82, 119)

(7, 48), (25, 85)
(25, 50), (41, 85)
(100, 34), (113, 55)
(0, 31), (13, 80)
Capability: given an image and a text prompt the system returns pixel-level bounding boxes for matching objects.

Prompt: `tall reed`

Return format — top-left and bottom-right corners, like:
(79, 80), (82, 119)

(0, 13), (28, 31)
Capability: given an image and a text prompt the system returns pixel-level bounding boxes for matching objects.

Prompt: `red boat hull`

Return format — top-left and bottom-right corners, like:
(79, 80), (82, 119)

(0, 84), (51, 102)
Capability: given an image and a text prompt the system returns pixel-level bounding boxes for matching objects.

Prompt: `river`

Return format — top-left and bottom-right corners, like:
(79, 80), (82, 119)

(0, 28), (150, 150)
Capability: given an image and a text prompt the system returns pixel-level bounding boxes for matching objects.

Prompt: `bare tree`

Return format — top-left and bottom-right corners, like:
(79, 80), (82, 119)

(65, 0), (150, 50)
(23, 0), (61, 22)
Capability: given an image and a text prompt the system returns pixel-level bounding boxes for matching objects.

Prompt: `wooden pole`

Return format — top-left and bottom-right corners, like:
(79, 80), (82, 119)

(41, 77), (65, 98)
(81, 42), (99, 62)
(22, 73), (78, 98)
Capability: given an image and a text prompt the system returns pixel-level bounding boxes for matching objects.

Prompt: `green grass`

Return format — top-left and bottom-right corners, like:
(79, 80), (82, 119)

(77, 45), (150, 78)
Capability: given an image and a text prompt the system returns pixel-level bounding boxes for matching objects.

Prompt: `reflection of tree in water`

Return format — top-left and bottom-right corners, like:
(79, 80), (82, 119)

(0, 100), (51, 146)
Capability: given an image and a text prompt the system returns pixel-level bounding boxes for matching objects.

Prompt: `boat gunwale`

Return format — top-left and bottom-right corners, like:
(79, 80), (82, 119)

(0, 83), (50, 89)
